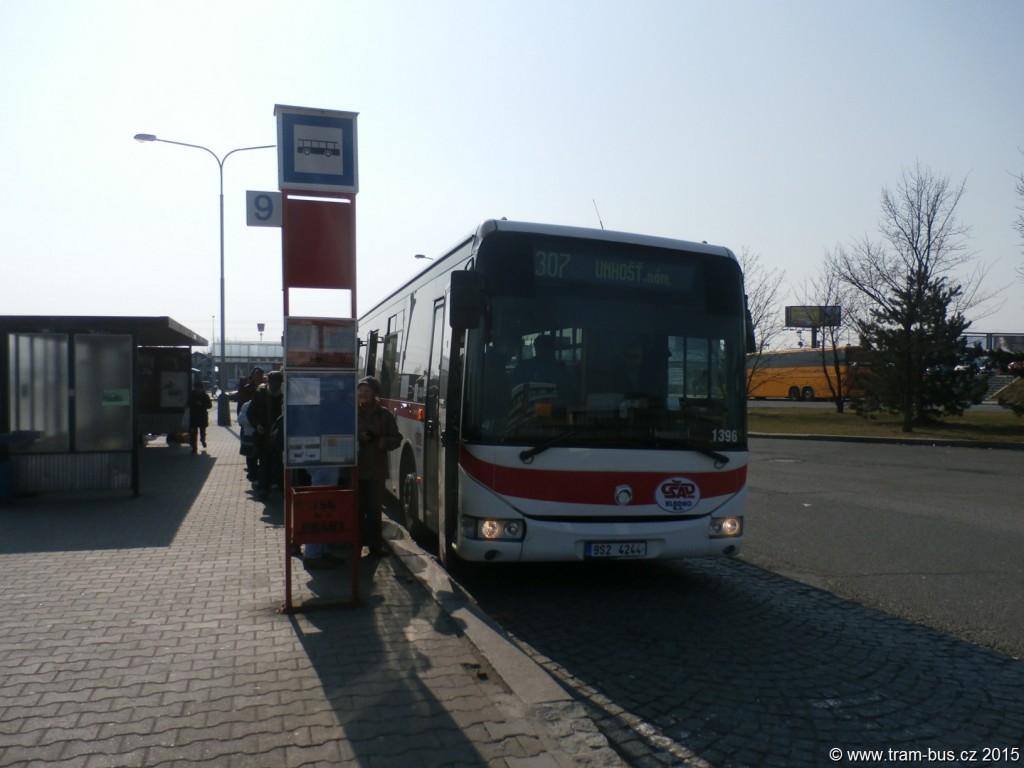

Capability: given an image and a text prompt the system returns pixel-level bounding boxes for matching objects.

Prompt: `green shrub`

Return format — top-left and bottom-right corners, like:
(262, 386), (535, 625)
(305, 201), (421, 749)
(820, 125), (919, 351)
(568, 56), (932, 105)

(996, 378), (1024, 417)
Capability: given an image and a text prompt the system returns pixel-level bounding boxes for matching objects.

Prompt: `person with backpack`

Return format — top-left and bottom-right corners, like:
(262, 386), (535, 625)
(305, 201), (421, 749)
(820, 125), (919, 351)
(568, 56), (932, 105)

(237, 398), (258, 481)
(247, 370), (284, 501)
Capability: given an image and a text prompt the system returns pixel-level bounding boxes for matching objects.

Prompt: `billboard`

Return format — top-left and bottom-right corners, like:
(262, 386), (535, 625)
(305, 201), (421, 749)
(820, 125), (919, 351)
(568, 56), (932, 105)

(785, 305), (841, 328)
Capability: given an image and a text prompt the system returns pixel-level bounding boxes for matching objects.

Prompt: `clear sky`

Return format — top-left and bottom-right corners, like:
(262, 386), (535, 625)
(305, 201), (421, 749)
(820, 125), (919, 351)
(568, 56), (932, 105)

(2, 1), (1022, 348)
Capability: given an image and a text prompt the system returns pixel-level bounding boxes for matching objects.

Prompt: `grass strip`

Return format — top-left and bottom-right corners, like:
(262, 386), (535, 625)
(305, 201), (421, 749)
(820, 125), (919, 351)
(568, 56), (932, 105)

(748, 406), (1024, 443)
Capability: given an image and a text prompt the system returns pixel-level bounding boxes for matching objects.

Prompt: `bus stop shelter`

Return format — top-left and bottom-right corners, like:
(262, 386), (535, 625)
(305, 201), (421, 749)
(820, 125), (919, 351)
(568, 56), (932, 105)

(0, 316), (206, 500)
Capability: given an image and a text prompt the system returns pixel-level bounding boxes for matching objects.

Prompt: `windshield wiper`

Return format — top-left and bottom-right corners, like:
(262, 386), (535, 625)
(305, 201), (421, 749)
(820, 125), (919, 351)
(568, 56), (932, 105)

(652, 436), (731, 467)
(518, 427), (582, 463)
(693, 445), (731, 466)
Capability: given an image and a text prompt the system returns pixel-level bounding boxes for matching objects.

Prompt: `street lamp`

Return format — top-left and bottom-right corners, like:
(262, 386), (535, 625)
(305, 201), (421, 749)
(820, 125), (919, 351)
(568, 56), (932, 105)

(134, 133), (274, 425)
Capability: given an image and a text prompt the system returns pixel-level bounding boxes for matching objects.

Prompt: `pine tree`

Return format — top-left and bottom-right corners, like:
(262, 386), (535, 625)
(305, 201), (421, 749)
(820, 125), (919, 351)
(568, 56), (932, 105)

(857, 275), (984, 430)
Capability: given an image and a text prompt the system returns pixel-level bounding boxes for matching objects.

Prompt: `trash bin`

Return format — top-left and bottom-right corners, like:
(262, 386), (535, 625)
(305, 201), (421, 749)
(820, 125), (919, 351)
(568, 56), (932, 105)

(0, 460), (10, 503)
(0, 431), (41, 502)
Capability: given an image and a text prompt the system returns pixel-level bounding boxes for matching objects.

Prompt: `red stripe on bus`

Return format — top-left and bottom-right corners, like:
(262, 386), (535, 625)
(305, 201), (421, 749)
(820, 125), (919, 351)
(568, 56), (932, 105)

(388, 400), (424, 421)
(459, 447), (746, 505)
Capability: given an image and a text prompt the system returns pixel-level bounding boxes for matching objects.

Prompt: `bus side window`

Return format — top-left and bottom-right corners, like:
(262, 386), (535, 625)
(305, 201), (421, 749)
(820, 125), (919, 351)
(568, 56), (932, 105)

(381, 332), (400, 399)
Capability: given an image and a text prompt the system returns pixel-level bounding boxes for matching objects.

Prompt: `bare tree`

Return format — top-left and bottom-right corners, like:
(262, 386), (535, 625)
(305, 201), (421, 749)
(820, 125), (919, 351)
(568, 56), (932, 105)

(1015, 153), (1024, 282)
(831, 162), (993, 431)
(739, 247), (786, 394)
(801, 253), (863, 412)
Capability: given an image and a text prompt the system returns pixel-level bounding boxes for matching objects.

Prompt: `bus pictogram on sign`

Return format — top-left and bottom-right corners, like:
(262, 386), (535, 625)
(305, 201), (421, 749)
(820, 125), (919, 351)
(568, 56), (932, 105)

(297, 139), (340, 158)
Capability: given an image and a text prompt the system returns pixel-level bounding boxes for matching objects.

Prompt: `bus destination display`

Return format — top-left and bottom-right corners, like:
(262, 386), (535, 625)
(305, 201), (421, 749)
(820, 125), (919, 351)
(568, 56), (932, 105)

(532, 244), (695, 291)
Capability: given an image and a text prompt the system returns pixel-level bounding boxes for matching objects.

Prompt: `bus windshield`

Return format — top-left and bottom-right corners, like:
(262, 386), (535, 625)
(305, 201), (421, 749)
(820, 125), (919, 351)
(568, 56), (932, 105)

(461, 232), (747, 451)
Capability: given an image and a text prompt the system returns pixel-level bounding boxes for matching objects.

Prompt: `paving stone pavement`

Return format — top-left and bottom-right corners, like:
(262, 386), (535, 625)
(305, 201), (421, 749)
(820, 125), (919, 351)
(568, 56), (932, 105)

(0, 424), (624, 768)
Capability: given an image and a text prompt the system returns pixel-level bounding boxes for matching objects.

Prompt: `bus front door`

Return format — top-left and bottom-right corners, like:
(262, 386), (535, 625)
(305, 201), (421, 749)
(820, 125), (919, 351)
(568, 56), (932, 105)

(425, 299), (454, 561)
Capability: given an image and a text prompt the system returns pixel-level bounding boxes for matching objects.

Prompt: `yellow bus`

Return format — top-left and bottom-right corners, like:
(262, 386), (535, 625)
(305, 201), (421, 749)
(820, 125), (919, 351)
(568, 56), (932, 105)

(746, 346), (865, 401)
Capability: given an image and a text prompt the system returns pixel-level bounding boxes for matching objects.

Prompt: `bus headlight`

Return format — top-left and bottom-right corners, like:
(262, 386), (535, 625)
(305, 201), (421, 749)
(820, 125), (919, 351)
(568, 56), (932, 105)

(462, 516), (526, 541)
(709, 516), (743, 538)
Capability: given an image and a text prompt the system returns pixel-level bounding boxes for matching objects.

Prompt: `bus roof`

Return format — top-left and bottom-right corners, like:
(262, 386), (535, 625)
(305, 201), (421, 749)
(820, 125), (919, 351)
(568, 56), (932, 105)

(477, 219), (737, 260)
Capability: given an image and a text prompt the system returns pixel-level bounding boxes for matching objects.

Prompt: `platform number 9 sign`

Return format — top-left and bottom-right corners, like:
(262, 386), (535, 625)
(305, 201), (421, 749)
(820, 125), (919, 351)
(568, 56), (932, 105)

(246, 191), (282, 228)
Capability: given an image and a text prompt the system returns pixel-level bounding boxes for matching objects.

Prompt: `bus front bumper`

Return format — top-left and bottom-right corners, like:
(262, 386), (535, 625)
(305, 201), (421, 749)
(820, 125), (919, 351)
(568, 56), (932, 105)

(454, 512), (744, 563)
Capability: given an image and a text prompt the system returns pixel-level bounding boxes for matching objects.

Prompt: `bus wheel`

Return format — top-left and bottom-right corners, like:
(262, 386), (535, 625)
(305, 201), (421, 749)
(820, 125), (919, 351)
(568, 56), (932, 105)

(438, 502), (458, 570)
(788, 387), (800, 401)
(801, 386), (815, 402)
(400, 462), (426, 544)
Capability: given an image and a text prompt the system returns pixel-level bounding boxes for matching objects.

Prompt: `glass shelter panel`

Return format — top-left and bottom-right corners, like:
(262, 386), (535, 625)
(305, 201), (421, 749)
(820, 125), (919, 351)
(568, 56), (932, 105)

(8, 333), (70, 453)
(74, 334), (133, 451)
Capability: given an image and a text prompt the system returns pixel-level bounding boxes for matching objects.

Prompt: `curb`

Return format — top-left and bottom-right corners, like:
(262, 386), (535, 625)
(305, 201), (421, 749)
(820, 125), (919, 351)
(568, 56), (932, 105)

(382, 519), (630, 766)
(383, 519), (572, 707)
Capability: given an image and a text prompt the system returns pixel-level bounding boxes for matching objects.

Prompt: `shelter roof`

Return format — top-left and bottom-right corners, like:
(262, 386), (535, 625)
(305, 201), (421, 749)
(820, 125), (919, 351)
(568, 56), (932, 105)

(0, 316), (207, 347)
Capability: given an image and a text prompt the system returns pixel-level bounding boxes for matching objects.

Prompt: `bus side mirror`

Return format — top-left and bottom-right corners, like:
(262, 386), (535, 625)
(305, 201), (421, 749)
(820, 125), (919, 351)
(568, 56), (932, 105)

(364, 330), (380, 376)
(744, 296), (756, 354)
(450, 271), (484, 329)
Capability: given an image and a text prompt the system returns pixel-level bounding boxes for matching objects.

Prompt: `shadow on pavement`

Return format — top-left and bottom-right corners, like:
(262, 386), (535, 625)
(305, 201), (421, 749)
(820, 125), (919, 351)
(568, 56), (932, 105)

(0, 440), (213, 553)
(286, 553), (496, 766)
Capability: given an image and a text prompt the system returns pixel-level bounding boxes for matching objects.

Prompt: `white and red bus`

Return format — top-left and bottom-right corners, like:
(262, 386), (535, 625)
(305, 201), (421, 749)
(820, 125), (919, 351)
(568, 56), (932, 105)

(359, 220), (751, 565)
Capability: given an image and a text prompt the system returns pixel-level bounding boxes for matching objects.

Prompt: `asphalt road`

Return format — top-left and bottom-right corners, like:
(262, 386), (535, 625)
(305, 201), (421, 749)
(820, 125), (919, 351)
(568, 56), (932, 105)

(743, 436), (1024, 658)
(451, 436), (1024, 765)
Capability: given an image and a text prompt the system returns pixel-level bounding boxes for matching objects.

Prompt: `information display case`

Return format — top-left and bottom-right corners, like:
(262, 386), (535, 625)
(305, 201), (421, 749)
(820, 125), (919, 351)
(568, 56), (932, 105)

(283, 317), (358, 470)
(284, 370), (357, 468)
(285, 316), (357, 369)
(283, 316), (362, 610)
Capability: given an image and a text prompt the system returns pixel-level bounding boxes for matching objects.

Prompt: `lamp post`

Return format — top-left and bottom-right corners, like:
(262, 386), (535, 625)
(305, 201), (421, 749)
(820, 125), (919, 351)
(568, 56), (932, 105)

(134, 133), (274, 425)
